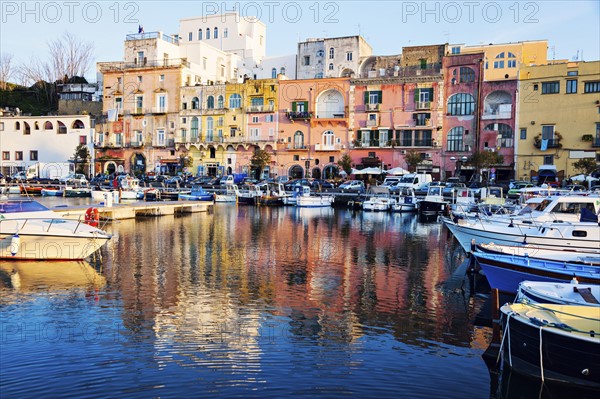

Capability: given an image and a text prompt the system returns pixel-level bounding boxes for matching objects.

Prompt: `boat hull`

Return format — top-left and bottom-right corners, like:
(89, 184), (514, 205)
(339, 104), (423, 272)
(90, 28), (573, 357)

(1, 232), (110, 260)
(296, 196), (334, 208)
(500, 303), (600, 389)
(516, 281), (600, 306)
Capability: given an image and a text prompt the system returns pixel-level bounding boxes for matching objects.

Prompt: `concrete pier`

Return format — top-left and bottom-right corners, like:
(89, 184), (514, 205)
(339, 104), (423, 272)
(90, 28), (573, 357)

(52, 200), (213, 220)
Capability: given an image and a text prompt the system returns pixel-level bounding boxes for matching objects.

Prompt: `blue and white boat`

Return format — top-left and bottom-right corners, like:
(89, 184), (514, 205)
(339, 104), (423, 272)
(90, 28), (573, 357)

(178, 186), (214, 202)
(473, 251), (600, 294)
(516, 280), (600, 306)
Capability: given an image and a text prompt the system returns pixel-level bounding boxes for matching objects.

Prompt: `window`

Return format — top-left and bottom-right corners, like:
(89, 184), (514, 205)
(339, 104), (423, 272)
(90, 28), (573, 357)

(507, 52), (516, 68)
(198, 29), (202, 40)
(414, 113), (430, 126)
(251, 97), (264, 107)
(459, 67), (475, 83)
(493, 60), (504, 69)
(15, 151), (23, 161)
(79, 135), (87, 145)
(316, 50), (324, 57)
(137, 75), (142, 83)
(292, 101), (308, 112)
(229, 94), (241, 109)
(206, 117), (214, 141)
(346, 52), (353, 61)
(137, 51), (145, 65)
(328, 63), (334, 71)
(566, 79), (577, 94)
(447, 126), (464, 151)
(250, 128), (260, 139)
(191, 97), (199, 109)
(447, 93), (475, 115)
(541, 125), (555, 140)
(520, 128), (527, 140)
(23, 122), (31, 134)
(44, 121), (53, 130)
(329, 47), (334, 59)
(252, 116), (259, 123)
(303, 56), (310, 66)
(217, 95), (224, 108)
(542, 81), (560, 94)
(266, 114), (274, 122)
(188, 32), (192, 41)
(34, 121), (39, 130)
(206, 28), (210, 40)
(217, 117), (224, 127)
(156, 129), (165, 146)
(203, 57), (207, 69)
(223, 28), (228, 38)
(323, 130), (334, 146)
(451, 46), (460, 54)
(294, 131), (304, 148)
(567, 70), (578, 76)
(156, 94), (166, 112)
(543, 155), (554, 165)
(315, 73), (323, 79)
(2, 151), (9, 160)
(159, 74), (164, 82)
(280, 67), (286, 75)
(57, 121), (67, 134)
(486, 123), (513, 148)
(191, 117), (199, 139)
(214, 27), (218, 39)
(584, 81), (600, 93)
(230, 127), (236, 137)
(135, 95), (143, 113)
(419, 58), (426, 69)
(207, 95), (214, 109)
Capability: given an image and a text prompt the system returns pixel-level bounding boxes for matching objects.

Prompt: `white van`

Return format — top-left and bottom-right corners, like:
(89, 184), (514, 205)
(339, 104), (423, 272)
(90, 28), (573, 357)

(395, 173), (433, 190)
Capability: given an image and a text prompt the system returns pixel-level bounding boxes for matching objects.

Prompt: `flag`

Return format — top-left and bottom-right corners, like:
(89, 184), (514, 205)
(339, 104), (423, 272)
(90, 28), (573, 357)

(107, 109), (118, 122)
(540, 139), (548, 151)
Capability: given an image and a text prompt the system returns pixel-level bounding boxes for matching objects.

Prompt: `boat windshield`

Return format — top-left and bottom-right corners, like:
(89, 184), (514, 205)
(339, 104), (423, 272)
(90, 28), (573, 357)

(0, 200), (50, 214)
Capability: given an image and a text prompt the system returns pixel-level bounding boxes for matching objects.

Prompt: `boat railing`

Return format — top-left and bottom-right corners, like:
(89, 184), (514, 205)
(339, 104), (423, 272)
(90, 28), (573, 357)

(0, 216), (107, 235)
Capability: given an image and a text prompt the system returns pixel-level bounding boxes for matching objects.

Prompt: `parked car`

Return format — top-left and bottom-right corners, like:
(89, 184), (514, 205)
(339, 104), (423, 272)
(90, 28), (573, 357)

(507, 182), (535, 199)
(59, 173), (87, 185)
(310, 179), (334, 190)
(443, 182), (467, 197)
(284, 178), (313, 191)
(240, 177), (259, 186)
(338, 180), (365, 194)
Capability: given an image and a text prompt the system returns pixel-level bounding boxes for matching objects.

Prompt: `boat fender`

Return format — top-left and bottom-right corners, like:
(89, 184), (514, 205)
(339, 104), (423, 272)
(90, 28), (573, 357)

(84, 207), (100, 227)
(10, 233), (20, 256)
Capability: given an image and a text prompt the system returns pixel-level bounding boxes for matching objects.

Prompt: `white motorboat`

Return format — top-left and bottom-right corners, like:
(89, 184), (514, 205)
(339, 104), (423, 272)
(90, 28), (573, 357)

(214, 184), (238, 203)
(0, 199), (111, 260)
(516, 280), (600, 306)
(391, 188), (418, 213)
(294, 186), (334, 208)
(362, 187), (395, 211)
(417, 185), (449, 218)
(477, 242), (600, 264)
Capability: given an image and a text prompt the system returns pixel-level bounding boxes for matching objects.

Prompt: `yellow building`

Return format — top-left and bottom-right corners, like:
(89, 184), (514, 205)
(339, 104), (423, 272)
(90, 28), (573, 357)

(453, 40), (548, 81)
(517, 60), (600, 183)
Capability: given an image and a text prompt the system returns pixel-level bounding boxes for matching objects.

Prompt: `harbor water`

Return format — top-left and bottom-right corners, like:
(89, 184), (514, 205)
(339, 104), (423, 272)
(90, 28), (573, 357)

(1, 199), (497, 398)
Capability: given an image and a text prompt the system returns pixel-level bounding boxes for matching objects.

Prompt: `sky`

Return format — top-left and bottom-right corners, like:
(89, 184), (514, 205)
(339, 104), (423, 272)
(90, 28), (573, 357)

(1, 0), (599, 82)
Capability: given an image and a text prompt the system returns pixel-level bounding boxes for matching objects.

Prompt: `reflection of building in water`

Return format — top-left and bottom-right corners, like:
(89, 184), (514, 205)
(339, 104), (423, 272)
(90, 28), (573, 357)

(100, 207), (477, 353)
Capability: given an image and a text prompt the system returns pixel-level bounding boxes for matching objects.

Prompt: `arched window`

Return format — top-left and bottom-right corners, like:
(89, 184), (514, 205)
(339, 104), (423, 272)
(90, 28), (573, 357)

(206, 28), (210, 40)
(198, 29), (202, 40)
(447, 93), (475, 116)
(329, 47), (334, 59)
(57, 121), (67, 134)
(217, 95), (224, 109)
(206, 117), (214, 141)
(328, 63), (334, 71)
(485, 123), (514, 148)
(207, 95), (214, 109)
(34, 121), (40, 130)
(23, 122), (31, 135)
(447, 126), (464, 152)
(15, 121), (20, 130)
(459, 67), (475, 83)
(323, 130), (334, 147)
(507, 52), (517, 68)
(191, 97), (199, 109)
(280, 67), (286, 75)
(272, 68), (277, 78)
(44, 121), (53, 130)
(293, 131), (304, 149)
(229, 94), (241, 109)
(191, 117), (199, 139)
(214, 27), (218, 39)
(72, 119), (85, 129)
(494, 52), (505, 69)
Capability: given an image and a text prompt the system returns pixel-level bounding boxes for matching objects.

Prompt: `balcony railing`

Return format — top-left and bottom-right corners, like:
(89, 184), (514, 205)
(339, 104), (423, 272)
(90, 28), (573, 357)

(365, 103), (380, 112)
(481, 110), (512, 120)
(314, 143), (342, 151)
(414, 140), (434, 147)
(286, 144), (309, 150)
(98, 58), (189, 72)
(366, 119), (378, 127)
(129, 141), (144, 148)
(534, 139), (561, 149)
(152, 107), (168, 114)
(125, 32), (180, 45)
(415, 101), (431, 110)
(286, 111), (312, 120)
(245, 105), (275, 113)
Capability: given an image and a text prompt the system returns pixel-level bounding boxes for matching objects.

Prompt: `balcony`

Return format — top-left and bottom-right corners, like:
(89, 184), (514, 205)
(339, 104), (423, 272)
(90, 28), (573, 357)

(366, 119), (378, 127)
(314, 143), (342, 151)
(481, 110), (512, 120)
(414, 139), (434, 147)
(533, 138), (561, 149)
(245, 105), (275, 113)
(98, 58), (190, 72)
(130, 108), (145, 115)
(152, 107), (167, 114)
(125, 32), (180, 45)
(286, 111), (313, 121)
(286, 144), (309, 150)
(415, 101), (431, 110)
(129, 141), (144, 148)
(365, 103), (380, 112)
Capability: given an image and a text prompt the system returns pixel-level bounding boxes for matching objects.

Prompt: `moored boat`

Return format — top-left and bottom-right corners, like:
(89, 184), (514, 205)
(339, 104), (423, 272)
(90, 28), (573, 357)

(499, 302), (600, 389)
(516, 280), (600, 306)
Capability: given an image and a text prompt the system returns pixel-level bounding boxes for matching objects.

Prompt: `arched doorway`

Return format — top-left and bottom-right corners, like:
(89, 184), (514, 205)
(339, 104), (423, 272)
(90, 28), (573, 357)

(289, 165), (304, 179)
(323, 165), (339, 179)
(311, 167), (321, 179)
(131, 153), (146, 177)
(105, 162), (117, 175)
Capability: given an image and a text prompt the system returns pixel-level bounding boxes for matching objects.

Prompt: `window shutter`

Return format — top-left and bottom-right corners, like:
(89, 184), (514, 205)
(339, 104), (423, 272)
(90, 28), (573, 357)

(414, 89), (419, 102)
(292, 102), (297, 112)
(427, 88), (434, 100)
(357, 130), (362, 141)
(426, 113), (431, 119)
(377, 91), (383, 104)
(303, 101), (308, 111)
(364, 91), (369, 104)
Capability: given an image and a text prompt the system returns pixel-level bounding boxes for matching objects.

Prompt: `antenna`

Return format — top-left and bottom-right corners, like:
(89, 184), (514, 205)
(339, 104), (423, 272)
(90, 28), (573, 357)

(357, 24), (361, 36)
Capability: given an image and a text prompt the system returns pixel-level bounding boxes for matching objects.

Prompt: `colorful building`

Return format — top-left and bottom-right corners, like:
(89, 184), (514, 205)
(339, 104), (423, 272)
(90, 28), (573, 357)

(517, 60), (600, 183)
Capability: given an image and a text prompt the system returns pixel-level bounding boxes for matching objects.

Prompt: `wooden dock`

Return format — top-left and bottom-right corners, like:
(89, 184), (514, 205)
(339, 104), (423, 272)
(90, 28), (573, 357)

(52, 200), (213, 220)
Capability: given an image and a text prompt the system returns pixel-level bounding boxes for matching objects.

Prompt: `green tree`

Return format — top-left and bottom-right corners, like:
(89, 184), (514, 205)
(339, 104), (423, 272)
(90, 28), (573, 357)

(250, 148), (271, 179)
(337, 154), (353, 176)
(72, 144), (90, 176)
(572, 158), (598, 188)
(465, 151), (504, 181)
(404, 149), (423, 172)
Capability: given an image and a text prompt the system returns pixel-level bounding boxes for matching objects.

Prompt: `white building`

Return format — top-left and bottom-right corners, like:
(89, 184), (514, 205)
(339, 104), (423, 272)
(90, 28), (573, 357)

(0, 114), (94, 176)
(252, 55), (297, 80)
(297, 36), (373, 80)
